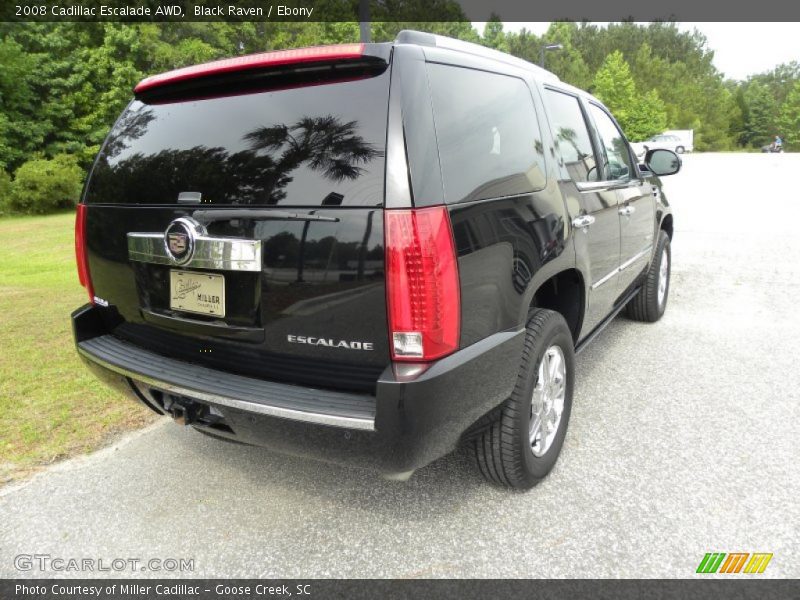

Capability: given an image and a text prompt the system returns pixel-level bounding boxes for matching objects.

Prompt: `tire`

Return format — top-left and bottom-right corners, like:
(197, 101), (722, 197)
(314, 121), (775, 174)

(626, 230), (671, 322)
(472, 309), (575, 489)
(676, 146), (685, 154)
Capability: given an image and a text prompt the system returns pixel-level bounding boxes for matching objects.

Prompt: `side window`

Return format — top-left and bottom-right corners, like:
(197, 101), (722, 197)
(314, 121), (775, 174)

(543, 89), (598, 183)
(588, 104), (633, 181)
(426, 63), (547, 204)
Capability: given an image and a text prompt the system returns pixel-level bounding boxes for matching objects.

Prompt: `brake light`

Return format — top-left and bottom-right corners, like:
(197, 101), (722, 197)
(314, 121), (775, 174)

(135, 43), (366, 93)
(75, 204), (94, 304)
(385, 206), (460, 362)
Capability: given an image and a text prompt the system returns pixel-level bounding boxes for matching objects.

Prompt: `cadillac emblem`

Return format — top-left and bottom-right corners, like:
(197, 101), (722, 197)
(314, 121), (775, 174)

(168, 232), (188, 256)
(163, 218), (198, 264)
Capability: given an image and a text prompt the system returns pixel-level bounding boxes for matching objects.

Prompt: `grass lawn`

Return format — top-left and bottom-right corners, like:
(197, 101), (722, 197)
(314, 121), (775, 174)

(0, 212), (156, 484)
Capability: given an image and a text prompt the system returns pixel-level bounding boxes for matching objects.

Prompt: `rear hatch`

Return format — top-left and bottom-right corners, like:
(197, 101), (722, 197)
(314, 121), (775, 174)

(81, 46), (392, 393)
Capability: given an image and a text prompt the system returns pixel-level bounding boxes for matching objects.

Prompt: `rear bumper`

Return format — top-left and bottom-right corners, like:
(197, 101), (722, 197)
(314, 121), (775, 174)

(73, 304), (524, 475)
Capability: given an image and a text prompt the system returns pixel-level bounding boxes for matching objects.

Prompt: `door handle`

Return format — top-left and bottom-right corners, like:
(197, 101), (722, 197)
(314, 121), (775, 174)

(572, 215), (595, 230)
(619, 205), (635, 217)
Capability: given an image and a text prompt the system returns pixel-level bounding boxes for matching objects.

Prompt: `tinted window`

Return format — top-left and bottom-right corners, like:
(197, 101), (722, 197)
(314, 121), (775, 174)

(543, 89), (598, 183)
(588, 103), (632, 181)
(427, 64), (546, 204)
(85, 70), (390, 206)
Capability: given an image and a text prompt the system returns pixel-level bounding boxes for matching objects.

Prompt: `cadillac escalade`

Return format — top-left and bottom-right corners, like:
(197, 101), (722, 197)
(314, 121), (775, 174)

(72, 31), (680, 489)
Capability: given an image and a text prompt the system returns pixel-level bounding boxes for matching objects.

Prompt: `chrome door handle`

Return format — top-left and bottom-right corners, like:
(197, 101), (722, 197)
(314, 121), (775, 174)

(619, 205), (635, 217)
(572, 215), (595, 229)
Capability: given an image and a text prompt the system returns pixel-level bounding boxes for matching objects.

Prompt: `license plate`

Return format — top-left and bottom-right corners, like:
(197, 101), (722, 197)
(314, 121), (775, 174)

(170, 270), (225, 317)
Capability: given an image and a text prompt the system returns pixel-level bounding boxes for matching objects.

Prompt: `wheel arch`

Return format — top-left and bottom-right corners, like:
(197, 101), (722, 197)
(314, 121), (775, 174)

(525, 268), (585, 344)
(660, 213), (674, 240)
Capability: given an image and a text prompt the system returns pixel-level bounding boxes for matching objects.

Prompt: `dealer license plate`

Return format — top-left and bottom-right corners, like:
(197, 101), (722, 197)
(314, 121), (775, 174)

(169, 270), (225, 317)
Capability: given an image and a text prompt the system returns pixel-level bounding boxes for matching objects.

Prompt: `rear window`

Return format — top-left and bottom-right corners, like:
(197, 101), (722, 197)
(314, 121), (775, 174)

(426, 63), (546, 204)
(85, 70), (390, 206)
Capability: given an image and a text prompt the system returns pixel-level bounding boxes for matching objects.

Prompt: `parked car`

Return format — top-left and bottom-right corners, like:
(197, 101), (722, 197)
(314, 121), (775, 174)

(631, 133), (690, 157)
(72, 31), (680, 489)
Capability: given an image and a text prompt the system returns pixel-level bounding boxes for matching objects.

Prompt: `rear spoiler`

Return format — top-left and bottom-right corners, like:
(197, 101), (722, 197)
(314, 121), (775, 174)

(134, 43), (392, 97)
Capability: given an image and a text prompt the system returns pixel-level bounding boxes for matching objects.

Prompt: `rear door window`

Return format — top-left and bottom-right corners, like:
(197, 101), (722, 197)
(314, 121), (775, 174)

(587, 103), (633, 181)
(543, 88), (599, 183)
(426, 63), (547, 204)
(85, 70), (390, 207)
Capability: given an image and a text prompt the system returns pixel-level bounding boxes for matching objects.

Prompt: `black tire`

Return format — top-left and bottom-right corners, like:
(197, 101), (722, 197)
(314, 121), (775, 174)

(676, 146), (685, 154)
(626, 230), (671, 322)
(472, 309), (575, 489)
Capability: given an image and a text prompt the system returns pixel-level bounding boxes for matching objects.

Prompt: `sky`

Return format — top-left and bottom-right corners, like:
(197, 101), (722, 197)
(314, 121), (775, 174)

(472, 22), (800, 80)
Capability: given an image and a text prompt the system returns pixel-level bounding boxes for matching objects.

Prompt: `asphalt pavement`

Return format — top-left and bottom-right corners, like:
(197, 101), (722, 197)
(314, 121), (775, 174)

(1, 153), (798, 578)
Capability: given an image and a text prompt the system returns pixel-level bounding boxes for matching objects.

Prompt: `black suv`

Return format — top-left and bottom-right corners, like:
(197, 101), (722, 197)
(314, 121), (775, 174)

(72, 31), (680, 489)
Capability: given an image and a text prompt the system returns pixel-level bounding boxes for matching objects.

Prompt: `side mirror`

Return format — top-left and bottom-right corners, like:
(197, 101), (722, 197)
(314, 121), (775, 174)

(644, 148), (681, 176)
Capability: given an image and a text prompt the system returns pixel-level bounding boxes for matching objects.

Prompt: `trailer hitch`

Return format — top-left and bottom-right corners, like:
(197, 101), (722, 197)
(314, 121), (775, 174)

(163, 395), (203, 426)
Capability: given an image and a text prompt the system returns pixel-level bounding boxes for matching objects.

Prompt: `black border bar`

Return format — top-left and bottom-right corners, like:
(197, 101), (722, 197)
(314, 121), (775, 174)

(2, 0), (800, 22)
(2, 579), (800, 600)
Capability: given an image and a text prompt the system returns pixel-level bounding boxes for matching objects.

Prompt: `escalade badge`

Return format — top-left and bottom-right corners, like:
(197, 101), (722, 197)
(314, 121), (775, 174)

(287, 335), (374, 351)
(164, 218), (199, 264)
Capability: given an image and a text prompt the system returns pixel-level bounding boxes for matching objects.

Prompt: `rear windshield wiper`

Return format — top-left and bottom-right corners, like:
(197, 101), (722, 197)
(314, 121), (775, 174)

(192, 209), (339, 223)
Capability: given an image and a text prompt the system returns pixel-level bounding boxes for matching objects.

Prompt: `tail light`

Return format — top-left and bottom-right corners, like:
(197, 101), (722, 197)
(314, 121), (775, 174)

(385, 206), (460, 362)
(75, 204), (94, 304)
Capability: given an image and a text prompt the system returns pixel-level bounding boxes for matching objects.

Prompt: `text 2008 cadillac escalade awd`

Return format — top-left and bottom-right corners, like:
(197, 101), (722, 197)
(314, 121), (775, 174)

(72, 31), (680, 489)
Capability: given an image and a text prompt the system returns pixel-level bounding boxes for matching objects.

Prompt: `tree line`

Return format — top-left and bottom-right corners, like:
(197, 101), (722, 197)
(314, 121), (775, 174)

(1, 19), (798, 214)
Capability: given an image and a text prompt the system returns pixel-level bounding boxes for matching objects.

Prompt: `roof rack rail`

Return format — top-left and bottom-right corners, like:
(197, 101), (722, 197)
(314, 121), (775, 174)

(395, 30), (560, 82)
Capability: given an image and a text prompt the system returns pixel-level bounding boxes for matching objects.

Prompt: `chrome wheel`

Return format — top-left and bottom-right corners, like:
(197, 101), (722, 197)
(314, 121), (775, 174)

(529, 345), (566, 457)
(657, 247), (669, 308)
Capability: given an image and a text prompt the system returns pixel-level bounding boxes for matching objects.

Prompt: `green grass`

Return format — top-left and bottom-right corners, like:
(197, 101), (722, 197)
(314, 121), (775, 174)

(0, 212), (155, 483)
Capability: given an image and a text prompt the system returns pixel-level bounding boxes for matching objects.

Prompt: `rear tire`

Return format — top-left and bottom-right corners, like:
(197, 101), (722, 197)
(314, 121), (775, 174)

(626, 230), (671, 322)
(472, 309), (575, 489)
(676, 146), (685, 154)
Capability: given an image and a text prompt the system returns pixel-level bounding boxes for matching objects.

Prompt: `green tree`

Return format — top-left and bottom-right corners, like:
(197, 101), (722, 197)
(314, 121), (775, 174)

(625, 90), (668, 140)
(593, 51), (668, 141)
(0, 169), (11, 214)
(741, 82), (778, 148)
(593, 51), (636, 121)
(748, 61), (800, 106)
(777, 81), (800, 150)
(481, 15), (508, 52)
(540, 22), (592, 89)
(0, 37), (44, 169)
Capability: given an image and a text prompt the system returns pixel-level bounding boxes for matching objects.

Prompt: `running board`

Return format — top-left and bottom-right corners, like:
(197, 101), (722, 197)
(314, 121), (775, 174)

(575, 286), (641, 355)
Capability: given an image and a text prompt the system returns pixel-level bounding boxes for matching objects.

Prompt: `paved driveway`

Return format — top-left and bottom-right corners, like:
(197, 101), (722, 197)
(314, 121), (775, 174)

(1, 153), (798, 578)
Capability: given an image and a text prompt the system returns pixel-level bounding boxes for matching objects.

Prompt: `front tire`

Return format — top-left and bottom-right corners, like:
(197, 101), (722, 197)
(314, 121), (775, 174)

(472, 309), (575, 489)
(676, 146), (685, 154)
(626, 230), (671, 322)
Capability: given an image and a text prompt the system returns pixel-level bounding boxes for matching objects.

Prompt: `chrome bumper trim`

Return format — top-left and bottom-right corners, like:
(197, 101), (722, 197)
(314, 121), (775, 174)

(127, 232), (262, 272)
(77, 345), (376, 431)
